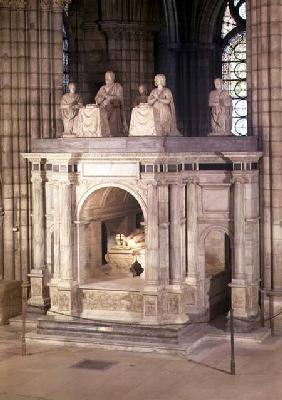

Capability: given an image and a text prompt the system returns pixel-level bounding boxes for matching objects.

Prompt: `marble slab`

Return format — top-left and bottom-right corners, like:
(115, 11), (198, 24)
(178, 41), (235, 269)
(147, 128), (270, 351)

(31, 136), (259, 154)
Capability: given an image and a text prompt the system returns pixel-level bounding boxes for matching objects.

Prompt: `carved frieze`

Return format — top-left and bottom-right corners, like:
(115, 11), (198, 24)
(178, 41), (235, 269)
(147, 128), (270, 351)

(82, 290), (143, 313)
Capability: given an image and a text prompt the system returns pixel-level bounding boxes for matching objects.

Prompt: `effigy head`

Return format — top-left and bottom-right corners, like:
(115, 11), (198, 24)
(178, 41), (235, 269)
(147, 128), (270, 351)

(105, 71), (116, 86)
(68, 82), (77, 94)
(138, 84), (148, 96)
(214, 78), (223, 91)
(154, 74), (166, 87)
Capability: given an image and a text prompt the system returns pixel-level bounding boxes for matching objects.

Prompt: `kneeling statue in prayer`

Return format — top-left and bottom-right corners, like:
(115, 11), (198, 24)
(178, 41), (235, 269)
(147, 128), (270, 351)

(148, 74), (181, 136)
(60, 82), (83, 135)
(209, 78), (233, 135)
(95, 71), (128, 136)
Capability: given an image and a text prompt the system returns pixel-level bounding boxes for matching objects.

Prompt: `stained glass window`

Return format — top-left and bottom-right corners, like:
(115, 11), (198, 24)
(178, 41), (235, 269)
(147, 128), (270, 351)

(221, 0), (247, 136)
(63, 4), (70, 93)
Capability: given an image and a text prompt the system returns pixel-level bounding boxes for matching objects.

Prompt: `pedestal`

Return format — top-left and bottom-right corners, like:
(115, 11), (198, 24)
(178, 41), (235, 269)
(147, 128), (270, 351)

(230, 279), (260, 332)
(57, 282), (78, 317)
(28, 270), (50, 313)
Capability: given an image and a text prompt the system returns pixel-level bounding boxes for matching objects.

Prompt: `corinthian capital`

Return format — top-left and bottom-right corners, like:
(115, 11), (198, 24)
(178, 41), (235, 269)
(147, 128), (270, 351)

(40, 0), (50, 10)
(0, 0), (26, 8)
(52, 0), (71, 11)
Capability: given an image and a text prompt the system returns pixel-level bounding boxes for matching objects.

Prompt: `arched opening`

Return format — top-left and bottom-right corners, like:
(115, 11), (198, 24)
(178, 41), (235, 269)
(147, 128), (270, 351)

(205, 229), (232, 320)
(78, 187), (145, 289)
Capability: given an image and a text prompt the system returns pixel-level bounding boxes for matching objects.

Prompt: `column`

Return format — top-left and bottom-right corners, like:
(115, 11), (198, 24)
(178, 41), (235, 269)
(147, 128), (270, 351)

(158, 185), (169, 286)
(28, 164), (49, 311)
(57, 177), (77, 315)
(248, 0), (282, 332)
(145, 184), (159, 286)
(230, 171), (260, 329)
(0, 0), (15, 280)
(142, 183), (161, 325)
(185, 178), (201, 316)
(170, 184), (182, 286)
(186, 179), (198, 282)
(233, 175), (245, 280)
(47, 179), (60, 313)
(59, 180), (73, 283)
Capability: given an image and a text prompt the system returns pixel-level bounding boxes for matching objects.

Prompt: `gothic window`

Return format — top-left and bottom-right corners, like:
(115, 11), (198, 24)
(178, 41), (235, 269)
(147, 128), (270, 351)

(221, 0), (247, 136)
(63, 4), (70, 93)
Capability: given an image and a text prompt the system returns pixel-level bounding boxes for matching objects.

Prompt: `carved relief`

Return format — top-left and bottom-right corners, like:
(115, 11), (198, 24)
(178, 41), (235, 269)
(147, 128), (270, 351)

(144, 296), (157, 317)
(58, 292), (70, 311)
(50, 288), (58, 307)
(167, 294), (179, 315)
(31, 281), (42, 297)
(82, 290), (143, 313)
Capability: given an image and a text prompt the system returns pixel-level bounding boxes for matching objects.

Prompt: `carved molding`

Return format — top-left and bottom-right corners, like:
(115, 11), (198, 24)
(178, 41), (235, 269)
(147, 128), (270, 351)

(39, 0), (72, 11)
(0, 0), (26, 8)
(52, 0), (72, 11)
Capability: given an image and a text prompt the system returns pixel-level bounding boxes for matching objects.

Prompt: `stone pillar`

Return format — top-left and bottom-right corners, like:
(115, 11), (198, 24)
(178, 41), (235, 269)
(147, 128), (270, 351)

(142, 183), (161, 324)
(145, 184), (159, 286)
(170, 184), (182, 286)
(233, 175), (245, 280)
(158, 185), (169, 286)
(248, 0), (282, 332)
(57, 177), (77, 315)
(230, 171), (260, 330)
(186, 178), (200, 315)
(28, 162), (49, 311)
(47, 180), (60, 313)
(0, 0), (30, 282)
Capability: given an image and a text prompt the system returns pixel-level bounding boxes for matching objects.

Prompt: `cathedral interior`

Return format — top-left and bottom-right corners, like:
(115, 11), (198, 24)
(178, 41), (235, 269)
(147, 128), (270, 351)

(0, 0), (282, 349)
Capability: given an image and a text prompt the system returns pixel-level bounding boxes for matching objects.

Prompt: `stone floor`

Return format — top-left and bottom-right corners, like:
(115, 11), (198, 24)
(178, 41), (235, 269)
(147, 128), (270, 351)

(0, 323), (281, 400)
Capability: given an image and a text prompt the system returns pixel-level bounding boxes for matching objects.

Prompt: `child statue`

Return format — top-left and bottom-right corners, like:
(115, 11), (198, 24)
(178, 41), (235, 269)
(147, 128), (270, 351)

(129, 84), (157, 136)
(132, 84), (148, 108)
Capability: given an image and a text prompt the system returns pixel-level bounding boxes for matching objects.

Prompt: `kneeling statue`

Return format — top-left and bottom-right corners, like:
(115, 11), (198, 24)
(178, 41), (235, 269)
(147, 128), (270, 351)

(95, 71), (128, 136)
(129, 84), (157, 136)
(209, 78), (232, 135)
(148, 74), (180, 136)
(60, 82), (83, 135)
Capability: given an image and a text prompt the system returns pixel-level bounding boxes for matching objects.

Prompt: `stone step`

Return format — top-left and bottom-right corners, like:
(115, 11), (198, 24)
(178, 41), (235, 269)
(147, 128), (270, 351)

(9, 313), (39, 329)
(37, 316), (200, 346)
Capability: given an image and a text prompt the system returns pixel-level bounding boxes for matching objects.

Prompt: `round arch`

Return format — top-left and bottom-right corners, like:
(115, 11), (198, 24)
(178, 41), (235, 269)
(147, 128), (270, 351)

(76, 182), (147, 224)
(199, 224), (233, 249)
